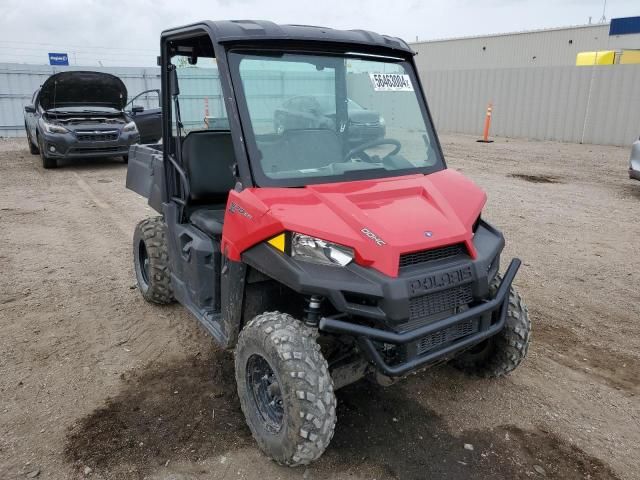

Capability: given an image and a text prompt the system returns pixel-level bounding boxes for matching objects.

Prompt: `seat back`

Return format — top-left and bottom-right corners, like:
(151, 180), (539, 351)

(258, 129), (342, 175)
(182, 130), (236, 203)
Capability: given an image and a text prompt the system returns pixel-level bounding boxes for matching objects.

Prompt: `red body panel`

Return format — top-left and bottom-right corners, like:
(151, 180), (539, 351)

(221, 169), (486, 278)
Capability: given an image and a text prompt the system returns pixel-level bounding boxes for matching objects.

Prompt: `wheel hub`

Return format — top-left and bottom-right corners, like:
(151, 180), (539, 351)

(246, 355), (284, 433)
(138, 240), (150, 286)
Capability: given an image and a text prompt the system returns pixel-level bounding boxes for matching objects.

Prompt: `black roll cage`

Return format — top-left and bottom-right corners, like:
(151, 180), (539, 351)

(158, 21), (447, 216)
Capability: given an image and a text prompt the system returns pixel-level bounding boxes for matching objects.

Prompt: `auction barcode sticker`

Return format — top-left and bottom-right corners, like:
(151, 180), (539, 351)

(369, 73), (414, 91)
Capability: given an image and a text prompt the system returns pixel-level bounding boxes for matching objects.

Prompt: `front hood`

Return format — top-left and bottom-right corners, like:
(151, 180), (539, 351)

(38, 71), (127, 111)
(224, 169), (487, 277)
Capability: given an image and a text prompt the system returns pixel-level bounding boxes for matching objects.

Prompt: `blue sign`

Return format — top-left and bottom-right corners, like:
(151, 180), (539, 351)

(48, 53), (69, 66)
(610, 16), (640, 36)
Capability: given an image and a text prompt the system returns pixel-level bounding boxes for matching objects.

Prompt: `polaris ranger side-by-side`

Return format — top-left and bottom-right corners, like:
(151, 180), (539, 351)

(126, 20), (530, 466)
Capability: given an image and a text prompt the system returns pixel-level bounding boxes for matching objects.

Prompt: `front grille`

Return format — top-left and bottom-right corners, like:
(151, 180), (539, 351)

(416, 319), (479, 355)
(399, 243), (467, 268)
(409, 284), (473, 321)
(76, 131), (119, 142)
(70, 146), (123, 153)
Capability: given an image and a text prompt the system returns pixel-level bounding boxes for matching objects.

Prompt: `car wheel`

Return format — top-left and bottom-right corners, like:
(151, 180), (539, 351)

(37, 134), (57, 169)
(26, 126), (39, 155)
(122, 154), (129, 163)
(235, 312), (337, 466)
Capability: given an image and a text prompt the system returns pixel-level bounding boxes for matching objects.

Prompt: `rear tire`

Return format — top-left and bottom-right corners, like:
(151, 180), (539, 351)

(453, 274), (530, 377)
(133, 216), (174, 304)
(235, 312), (337, 466)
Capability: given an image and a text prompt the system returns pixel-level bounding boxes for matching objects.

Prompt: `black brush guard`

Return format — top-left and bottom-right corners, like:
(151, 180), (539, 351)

(319, 258), (521, 377)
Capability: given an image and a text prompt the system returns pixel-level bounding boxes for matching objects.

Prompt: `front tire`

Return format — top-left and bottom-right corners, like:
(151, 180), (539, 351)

(37, 134), (57, 169)
(235, 312), (337, 466)
(133, 217), (174, 304)
(26, 127), (39, 154)
(122, 154), (129, 163)
(453, 274), (531, 377)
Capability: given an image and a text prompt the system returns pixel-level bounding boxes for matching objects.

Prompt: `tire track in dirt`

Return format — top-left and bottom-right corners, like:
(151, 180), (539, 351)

(72, 171), (139, 239)
(533, 314), (640, 396)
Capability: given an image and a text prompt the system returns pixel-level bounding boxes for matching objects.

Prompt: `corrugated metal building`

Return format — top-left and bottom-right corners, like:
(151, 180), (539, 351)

(405, 18), (640, 146)
(411, 22), (640, 71)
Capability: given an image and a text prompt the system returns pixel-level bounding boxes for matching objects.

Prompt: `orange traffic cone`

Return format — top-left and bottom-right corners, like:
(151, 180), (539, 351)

(477, 103), (494, 143)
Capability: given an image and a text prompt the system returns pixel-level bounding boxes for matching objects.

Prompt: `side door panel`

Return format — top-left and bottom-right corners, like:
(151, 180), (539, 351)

(163, 202), (228, 346)
(127, 89), (162, 143)
(133, 108), (162, 143)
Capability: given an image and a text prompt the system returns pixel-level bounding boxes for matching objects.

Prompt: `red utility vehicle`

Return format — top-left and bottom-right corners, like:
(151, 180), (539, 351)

(126, 20), (530, 465)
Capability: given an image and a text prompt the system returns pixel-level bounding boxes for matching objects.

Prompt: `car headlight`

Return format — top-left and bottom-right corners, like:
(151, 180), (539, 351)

(42, 121), (68, 134)
(267, 232), (354, 267)
(123, 121), (138, 133)
(379, 116), (386, 126)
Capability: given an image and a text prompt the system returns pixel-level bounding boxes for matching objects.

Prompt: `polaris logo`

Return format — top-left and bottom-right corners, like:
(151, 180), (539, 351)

(361, 228), (386, 246)
(409, 266), (473, 296)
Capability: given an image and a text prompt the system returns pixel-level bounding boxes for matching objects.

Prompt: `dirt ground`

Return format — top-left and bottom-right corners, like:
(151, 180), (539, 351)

(0, 133), (638, 480)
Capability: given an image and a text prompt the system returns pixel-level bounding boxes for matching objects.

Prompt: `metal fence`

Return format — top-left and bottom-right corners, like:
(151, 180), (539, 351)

(1, 62), (639, 146)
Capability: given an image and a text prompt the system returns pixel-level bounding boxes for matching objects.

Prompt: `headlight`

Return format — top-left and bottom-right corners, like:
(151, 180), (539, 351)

(267, 232), (354, 267)
(379, 116), (386, 126)
(42, 121), (68, 134)
(292, 233), (354, 267)
(123, 121), (138, 133)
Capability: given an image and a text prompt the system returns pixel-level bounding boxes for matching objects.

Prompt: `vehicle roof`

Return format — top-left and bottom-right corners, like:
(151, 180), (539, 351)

(161, 20), (414, 56)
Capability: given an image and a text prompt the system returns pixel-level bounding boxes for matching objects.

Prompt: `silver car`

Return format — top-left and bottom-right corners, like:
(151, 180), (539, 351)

(630, 138), (640, 181)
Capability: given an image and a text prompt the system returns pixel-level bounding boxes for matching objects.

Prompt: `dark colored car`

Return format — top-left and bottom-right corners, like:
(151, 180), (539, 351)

(630, 137), (640, 181)
(23, 71), (141, 168)
(274, 94), (385, 144)
(125, 89), (162, 144)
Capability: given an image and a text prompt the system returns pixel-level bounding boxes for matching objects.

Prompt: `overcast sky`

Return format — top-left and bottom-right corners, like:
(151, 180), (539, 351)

(0, 0), (638, 66)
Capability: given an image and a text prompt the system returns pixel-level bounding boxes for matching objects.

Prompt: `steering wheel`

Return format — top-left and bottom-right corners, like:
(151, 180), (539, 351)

(344, 138), (401, 163)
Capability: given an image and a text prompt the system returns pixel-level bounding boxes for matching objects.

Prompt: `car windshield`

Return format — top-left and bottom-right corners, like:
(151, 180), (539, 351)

(229, 51), (444, 187)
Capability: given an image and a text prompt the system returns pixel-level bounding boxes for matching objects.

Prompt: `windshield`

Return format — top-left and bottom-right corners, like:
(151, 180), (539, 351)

(229, 51), (444, 187)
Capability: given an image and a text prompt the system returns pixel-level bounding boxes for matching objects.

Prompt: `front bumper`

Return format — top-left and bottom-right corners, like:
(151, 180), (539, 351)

(320, 258), (520, 376)
(40, 129), (139, 159)
(242, 220), (515, 377)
